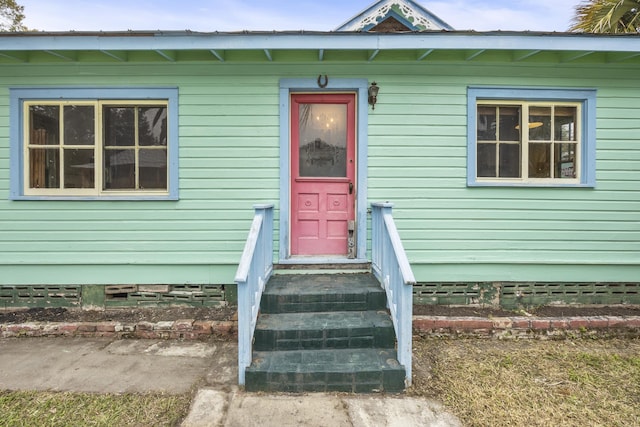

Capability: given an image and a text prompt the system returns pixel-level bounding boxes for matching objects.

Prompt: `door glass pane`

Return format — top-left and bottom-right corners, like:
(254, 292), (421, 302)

(299, 103), (347, 177)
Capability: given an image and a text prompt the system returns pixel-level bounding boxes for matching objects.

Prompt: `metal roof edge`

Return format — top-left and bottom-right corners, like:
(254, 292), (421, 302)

(0, 30), (639, 53)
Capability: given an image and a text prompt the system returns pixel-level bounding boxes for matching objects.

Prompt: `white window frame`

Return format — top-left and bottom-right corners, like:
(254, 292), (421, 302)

(9, 87), (179, 200)
(475, 100), (582, 185)
(467, 87), (596, 188)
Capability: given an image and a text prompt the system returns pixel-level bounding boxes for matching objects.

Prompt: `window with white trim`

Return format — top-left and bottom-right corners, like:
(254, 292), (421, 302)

(467, 87), (596, 187)
(476, 101), (580, 182)
(25, 101), (167, 195)
(10, 88), (178, 200)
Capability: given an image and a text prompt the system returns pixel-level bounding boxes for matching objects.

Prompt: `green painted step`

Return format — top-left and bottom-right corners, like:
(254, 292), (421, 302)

(260, 273), (386, 314)
(245, 348), (406, 393)
(253, 310), (395, 351)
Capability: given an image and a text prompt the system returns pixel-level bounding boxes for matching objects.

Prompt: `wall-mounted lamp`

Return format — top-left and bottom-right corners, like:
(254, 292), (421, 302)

(368, 82), (379, 110)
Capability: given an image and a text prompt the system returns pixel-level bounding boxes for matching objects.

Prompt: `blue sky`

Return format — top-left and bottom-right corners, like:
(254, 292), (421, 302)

(20, 0), (580, 32)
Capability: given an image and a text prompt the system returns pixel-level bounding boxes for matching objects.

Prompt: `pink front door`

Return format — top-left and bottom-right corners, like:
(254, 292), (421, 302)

(290, 93), (356, 256)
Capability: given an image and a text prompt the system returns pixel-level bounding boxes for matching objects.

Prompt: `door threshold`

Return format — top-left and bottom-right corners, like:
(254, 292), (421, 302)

(276, 258), (371, 271)
(278, 257), (369, 265)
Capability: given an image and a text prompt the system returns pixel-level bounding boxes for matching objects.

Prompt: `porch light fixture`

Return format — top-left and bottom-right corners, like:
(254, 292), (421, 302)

(368, 82), (379, 110)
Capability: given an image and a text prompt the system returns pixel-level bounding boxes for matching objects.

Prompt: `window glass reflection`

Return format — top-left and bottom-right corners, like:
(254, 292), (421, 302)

(299, 103), (347, 177)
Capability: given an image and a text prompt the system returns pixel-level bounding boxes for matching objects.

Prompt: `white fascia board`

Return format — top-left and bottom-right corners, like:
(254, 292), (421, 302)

(1, 32), (639, 54)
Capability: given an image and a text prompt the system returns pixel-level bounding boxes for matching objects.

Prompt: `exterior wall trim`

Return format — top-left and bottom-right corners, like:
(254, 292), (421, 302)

(466, 86), (597, 188)
(279, 78), (369, 261)
(9, 86), (179, 200)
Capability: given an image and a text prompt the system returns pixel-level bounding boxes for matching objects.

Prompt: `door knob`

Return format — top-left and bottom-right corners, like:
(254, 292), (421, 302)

(349, 182), (354, 194)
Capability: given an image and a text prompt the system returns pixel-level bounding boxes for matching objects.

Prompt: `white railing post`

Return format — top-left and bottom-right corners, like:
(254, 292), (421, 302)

(235, 204), (274, 386)
(371, 202), (415, 387)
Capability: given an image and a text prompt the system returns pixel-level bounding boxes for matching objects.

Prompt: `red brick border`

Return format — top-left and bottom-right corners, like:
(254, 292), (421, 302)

(0, 319), (237, 339)
(412, 315), (640, 339)
(1, 316), (638, 340)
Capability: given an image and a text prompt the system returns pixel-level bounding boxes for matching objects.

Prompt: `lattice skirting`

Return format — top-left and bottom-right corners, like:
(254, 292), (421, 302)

(0, 284), (229, 309)
(413, 282), (640, 308)
(104, 284), (227, 307)
(0, 285), (81, 308)
(2, 283), (639, 309)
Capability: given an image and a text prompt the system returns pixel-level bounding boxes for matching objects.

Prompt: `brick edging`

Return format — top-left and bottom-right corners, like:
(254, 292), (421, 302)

(413, 315), (640, 338)
(0, 319), (236, 339)
(1, 316), (639, 339)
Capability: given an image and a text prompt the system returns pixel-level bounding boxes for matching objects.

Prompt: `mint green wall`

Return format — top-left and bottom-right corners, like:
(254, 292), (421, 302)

(0, 59), (638, 284)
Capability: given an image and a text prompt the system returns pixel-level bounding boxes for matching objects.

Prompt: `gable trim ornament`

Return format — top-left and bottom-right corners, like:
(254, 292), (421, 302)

(335, 0), (453, 32)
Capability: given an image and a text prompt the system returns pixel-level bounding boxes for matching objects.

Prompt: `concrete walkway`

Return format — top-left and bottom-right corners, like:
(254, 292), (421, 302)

(0, 337), (461, 427)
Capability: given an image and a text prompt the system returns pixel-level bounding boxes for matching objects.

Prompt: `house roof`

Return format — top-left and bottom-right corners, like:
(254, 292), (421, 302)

(0, 30), (639, 64)
(335, 0), (453, 31)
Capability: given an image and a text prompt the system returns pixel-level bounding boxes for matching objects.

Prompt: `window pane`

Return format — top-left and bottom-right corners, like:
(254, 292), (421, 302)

(104, 107), (135, 146)
(298, 103), (347, 177)
(477, 143), (496, 177)
(64, 105), (94, 146)
(498, 106), (520, 141)
(139, 107), (167, 146)
(29, 148), (59, 188)
(29, 105), (59, 145)
(64, 149), (95, 188)
(139, 149), (167, 189)
(529, 106), (551, 141)
(104, 149), (135, 189)
(499, 143), (520, 178)
(555, 107), (577, 141)
(529, 143), (551, 178)
(477, 106), (496, 141)
(556, 143), (576, 178)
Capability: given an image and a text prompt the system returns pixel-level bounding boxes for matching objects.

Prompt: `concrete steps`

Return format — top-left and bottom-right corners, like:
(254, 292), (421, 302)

(244, 273), (406, 393)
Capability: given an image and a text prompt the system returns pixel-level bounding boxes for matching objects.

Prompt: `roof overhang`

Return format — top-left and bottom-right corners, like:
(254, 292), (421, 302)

(1, 30), (639, 64)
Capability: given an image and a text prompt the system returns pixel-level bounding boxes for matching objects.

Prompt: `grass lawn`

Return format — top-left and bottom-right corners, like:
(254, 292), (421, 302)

(0, 391), (191, 427)
(1, 337), (638, 426)
(411, 337), (640, 427)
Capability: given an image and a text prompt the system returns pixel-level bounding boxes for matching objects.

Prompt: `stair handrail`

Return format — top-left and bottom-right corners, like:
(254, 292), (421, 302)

(235, 204), (274, 386)
(371, 202), (416, 387)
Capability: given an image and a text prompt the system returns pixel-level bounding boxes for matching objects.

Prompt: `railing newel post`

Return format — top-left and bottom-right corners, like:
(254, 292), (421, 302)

(235, 204), (274, 386)
(370, 201), (415, 387)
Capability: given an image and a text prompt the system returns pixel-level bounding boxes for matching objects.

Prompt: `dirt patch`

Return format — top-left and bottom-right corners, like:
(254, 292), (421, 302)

(413, 305), (640, 317)
(0, 306), (236, 324)
(1, 304), (638, 325)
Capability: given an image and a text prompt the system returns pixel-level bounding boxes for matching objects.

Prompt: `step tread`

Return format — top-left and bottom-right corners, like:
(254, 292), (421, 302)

(248, 348), (403, 373)
(245, 348), (406, 392)
(264, 273), (382, 296)
(255, 310), (393, 331)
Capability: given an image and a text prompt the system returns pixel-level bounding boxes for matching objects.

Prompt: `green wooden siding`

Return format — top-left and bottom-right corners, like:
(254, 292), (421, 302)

(0, 58), (638, 284)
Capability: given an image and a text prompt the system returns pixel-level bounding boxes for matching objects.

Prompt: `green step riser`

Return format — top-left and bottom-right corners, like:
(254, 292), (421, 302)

(260, 293), (386, 313)
(253, 327), (395, 351)
(245, 370), (405, 393)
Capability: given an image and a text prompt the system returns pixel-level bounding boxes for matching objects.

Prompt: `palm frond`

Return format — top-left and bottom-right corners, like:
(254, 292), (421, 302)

(570, 0), (640, 33)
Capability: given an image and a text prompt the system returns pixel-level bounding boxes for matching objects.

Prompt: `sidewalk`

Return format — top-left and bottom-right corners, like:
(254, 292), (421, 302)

(0, 337), (462, 427)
